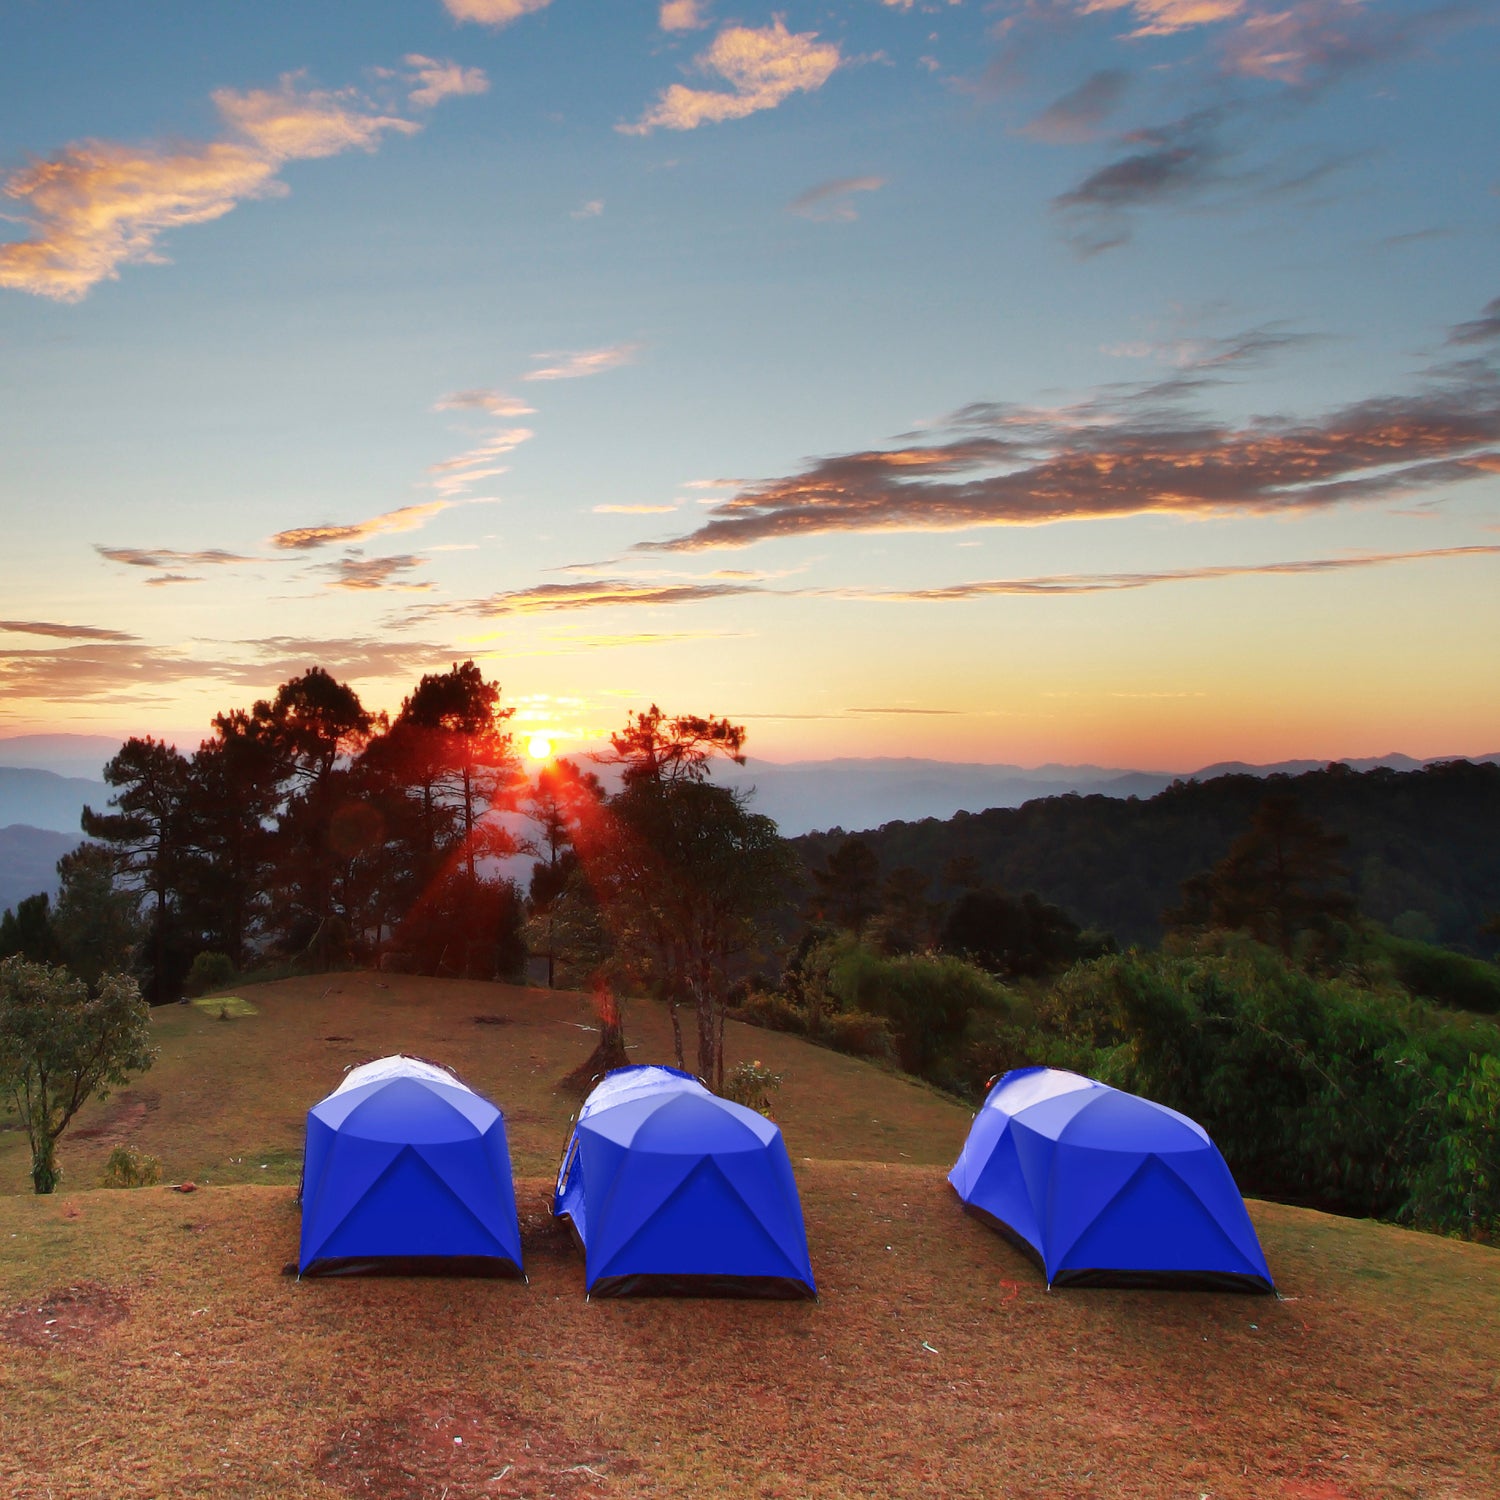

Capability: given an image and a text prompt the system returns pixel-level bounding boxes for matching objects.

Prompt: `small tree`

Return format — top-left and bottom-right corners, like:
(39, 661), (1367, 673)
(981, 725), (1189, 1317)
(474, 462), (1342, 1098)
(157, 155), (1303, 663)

(0, 957), (156, 1194)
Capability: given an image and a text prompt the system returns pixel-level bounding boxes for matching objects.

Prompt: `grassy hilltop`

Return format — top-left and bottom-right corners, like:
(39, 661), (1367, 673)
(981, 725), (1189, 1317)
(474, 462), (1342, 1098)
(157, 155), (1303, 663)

(2, 976), (1498, 1499)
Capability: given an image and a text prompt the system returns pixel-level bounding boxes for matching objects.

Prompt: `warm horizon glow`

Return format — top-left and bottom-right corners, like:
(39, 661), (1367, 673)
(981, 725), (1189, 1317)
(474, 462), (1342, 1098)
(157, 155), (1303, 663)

(1, 4), (1495, 767)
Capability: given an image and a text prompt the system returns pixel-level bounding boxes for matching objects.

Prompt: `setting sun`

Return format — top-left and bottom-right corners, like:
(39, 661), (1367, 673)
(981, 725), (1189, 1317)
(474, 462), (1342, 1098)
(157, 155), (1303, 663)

(527, 733), (554, 762)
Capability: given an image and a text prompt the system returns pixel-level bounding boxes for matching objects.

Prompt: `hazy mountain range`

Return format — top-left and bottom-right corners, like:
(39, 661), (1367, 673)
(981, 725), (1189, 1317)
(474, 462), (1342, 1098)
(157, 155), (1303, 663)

(2, 733), (1496, 916)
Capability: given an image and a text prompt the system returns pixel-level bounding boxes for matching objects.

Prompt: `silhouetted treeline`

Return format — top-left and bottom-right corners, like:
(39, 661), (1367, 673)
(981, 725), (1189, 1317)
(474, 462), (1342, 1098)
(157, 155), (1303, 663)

(791, 760), (1500, 954)
(71, 662), (529, 1000)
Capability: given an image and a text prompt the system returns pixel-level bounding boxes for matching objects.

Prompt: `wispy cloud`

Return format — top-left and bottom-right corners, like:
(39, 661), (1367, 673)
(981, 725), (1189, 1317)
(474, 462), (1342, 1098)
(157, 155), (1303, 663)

(1080, 0), (1247, 40)
(524, 344), (638, 381)
(236, 636), (458, 680)
(269, 501), (457, 552)
(1102, 321), (1322, 370)
(622, 20), (841, 134)
(0, 634), (457, 705)
(1024, 69), (1131, 144)
(96, 545), (259, 570)
(314, 552), (434, 591)
(1053, 105), (1229, 253)
(789, 175), (888, 221)
(571, 199), (604, 219)
(433, 388), (536, 416)
(427, 428), (534, 472)
(1450, 297), (1500, 347)
(0, 620), (136, 642)
(0, 69), (467, 302)
(404, 54), (490, 109)
(441, 0), (554, 26)
(659, 0), (710, 33)
(637, 353), (1500, 551)
(837, 545), (1500, 601)
(414, 578), (765, 620)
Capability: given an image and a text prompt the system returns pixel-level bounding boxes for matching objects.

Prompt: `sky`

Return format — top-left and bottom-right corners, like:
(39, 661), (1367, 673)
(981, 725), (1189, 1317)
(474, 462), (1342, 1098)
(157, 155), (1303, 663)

(1, 0), (1497, 772)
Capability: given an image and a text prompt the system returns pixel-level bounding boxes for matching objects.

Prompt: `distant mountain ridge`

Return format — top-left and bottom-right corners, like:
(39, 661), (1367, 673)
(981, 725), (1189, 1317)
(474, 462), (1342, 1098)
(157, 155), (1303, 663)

(0, 766), (110, 836)
(790, 759), (1500, 953)
(1, 734), (1496, 842)
(712, 751), (1500, 837)
(0, 824), (81, 916)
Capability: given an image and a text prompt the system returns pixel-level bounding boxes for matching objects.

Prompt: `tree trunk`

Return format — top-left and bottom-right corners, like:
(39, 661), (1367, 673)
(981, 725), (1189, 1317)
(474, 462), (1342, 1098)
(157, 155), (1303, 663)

(31, 1135), (59, 1195)
(668, 995), (685, 1071)
(693, 976), (716, 1085)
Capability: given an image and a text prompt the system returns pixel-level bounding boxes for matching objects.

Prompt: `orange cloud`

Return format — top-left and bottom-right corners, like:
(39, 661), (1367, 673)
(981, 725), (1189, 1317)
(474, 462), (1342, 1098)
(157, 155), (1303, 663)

(96, 546), (259, 569)
(525, 345), (637, 382)
(404, 55), (491, 109)
(315, 553), (433, 591)
(0, 620), (136, 642)
(0, 70), (465, 302)
(1081, 0), (1245, 37)
(659, 1), (710, 32)
(622, 20), (841, 134)
(643, 360), (1500, 550)
(269, 501), (455, 552)
(427, 428), (534, 472)
(415, 578), (764, 620)
(441, 0), (554, 24)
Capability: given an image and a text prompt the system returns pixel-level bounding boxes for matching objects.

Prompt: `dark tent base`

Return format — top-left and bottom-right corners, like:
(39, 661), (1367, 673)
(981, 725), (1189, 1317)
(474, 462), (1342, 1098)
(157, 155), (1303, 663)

(959, 1201), (1274, 1295)
(300, 1254), (524, 1280)
(588, 1272), (816, 1301)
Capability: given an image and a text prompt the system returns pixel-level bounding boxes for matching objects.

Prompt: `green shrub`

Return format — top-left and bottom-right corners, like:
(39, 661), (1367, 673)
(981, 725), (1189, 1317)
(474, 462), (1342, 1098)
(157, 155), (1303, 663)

(730, 991), (811, 1034)
(1407, 1053), (1500, 1239)
(184, 951), (236, 998)
(826, 943), (1020, 1076)
(1382, 936), (1500, 1015)
(821, 1009), (896, 1061)
(721, 1058), (783, 1115)
(1045, 937), (1500, 1232)
(100, 1145), (161, 1188)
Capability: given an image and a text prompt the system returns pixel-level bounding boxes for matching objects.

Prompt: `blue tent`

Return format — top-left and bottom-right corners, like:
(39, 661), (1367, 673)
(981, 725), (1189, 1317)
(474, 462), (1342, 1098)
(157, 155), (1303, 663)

(553, 1065), (816, 1297)
(949, 1067), (1273, 1292)
(299, 1055), (523, 1277)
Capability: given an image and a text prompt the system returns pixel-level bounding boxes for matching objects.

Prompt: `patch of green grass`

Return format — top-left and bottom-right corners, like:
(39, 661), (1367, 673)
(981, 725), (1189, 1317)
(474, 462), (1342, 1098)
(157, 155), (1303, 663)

(188, 994), (259, 1018)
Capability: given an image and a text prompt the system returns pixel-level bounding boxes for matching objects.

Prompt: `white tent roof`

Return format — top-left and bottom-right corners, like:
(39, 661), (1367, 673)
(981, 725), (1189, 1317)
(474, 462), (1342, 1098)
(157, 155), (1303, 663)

(332, 1054), (470, 1097)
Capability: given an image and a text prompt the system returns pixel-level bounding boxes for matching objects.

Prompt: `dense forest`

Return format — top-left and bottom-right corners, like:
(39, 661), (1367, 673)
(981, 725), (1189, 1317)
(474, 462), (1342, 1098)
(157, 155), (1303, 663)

(793, 760), (1500, 954)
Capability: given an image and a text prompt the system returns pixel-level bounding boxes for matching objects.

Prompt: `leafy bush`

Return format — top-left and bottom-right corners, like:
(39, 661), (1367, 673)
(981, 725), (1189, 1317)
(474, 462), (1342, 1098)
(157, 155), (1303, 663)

(825, 943), (1021, 1078)
(184, 951), (236, 997)
(1381, 936), (1500, 1015)
(821, 1010), (895, 1061)
(729, 990), (811, 1034)
(100, 1145), (162, 1188)
(1044, 937), (1500, 1235)
(721, 1059), (783, 1115)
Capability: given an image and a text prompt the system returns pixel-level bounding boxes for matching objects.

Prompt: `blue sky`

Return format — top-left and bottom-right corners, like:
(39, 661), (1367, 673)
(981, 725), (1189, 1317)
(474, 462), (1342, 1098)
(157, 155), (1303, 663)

(2, 0), (1497, 767)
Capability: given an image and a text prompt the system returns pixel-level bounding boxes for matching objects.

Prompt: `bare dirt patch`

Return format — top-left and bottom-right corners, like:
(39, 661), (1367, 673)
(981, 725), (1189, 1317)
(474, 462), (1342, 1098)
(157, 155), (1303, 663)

(314, 1397), (636, 1500)
(2, 1281), (128, 1349)
(70, 1089), (160, 1143)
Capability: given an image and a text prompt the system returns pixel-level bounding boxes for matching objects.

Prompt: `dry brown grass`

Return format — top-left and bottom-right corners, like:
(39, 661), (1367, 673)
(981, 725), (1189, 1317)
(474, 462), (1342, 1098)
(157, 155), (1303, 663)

(1, 974), (1498, 1498)
(0, 973), (970, 1193)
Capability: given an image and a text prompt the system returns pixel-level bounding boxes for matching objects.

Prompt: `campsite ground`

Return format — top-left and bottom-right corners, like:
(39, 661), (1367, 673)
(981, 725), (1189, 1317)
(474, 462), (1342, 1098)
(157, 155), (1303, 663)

(1, 975), (1497, 1498)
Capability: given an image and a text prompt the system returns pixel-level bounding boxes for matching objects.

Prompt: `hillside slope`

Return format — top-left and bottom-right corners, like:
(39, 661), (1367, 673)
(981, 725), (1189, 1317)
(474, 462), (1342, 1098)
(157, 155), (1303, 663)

(1, 976), (1497, 1499)
(794, 759), (1500, 949)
